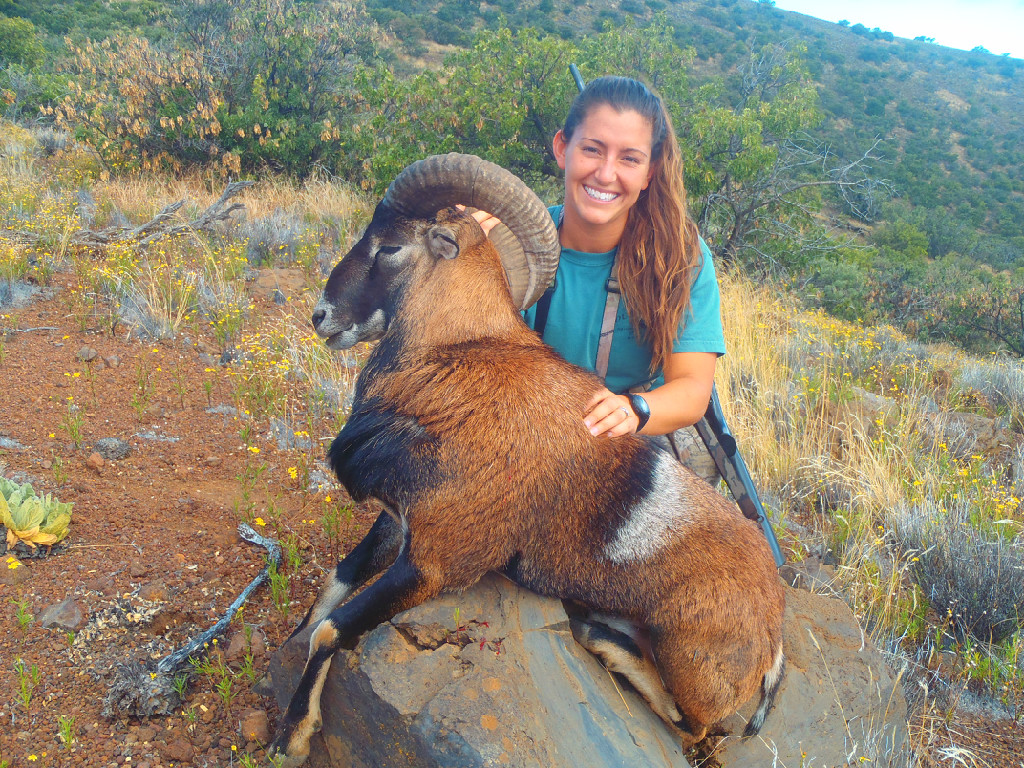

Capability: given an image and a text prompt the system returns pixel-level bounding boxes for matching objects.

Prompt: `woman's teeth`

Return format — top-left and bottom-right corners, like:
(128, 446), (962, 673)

(584, 185), (617, 202)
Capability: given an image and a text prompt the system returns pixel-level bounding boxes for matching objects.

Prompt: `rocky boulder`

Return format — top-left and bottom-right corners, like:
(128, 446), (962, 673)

(715, 586), (909, 767)
(263, 573), (909, 768)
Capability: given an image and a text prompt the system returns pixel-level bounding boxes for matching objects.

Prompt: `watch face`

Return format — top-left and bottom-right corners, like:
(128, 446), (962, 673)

(629, 394), (650, 429)
(629, 394), (650, 417)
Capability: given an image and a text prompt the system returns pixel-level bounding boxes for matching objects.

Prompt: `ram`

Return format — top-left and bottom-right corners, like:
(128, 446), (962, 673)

(269, 153), (786, 765)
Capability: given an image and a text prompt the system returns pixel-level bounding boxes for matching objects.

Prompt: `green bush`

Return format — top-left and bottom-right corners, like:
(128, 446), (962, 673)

(52, 0), (385, 177)
(0, 14), (44, 69)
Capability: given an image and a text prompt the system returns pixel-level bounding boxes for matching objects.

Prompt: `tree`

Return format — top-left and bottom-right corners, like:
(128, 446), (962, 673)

(685, 43), (891, 271)
(52, 0), (386, 176)
(337, 16), (696, 195)
(0, 15), (43, 69)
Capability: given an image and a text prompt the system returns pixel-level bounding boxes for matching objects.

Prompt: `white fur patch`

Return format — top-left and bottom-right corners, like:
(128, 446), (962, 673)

(604, 452), (691, 564)
(306, 579), (354, 628)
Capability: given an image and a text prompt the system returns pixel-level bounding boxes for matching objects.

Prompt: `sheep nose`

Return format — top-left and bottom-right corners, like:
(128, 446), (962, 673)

(311, 307), (327, 330)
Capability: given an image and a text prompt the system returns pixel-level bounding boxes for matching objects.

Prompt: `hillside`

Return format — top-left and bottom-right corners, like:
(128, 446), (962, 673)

(360, 0), (1024, 263)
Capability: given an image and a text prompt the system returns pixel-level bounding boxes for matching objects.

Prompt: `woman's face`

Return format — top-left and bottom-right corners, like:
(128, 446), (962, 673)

(553, 103), (655, 246)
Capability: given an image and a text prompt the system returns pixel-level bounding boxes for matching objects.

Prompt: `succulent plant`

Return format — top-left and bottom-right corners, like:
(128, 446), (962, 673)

(0, 477), (72, 550)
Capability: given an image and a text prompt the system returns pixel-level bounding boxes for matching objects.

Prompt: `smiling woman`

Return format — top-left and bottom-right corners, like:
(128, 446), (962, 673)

(513, 76), (724, 485)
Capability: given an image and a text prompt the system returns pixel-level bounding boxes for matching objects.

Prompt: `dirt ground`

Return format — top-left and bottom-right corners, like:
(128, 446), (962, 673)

(0, 269), (379, 768)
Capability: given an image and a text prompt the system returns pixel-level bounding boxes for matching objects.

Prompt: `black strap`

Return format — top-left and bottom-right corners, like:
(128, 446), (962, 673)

(533, 286), (555, 338)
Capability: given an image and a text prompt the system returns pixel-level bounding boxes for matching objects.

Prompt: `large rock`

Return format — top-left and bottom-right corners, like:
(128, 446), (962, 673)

(263, 573), (690, 768)
(264, 574), (909, 768)
(715, 587), (909, 767)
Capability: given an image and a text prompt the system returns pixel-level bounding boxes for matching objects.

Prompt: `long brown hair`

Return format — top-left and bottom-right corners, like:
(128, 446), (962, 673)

(561, 76), (703, 374)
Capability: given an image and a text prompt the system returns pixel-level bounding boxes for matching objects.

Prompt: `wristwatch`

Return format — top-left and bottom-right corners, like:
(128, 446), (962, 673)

(627, 393), (651, 432)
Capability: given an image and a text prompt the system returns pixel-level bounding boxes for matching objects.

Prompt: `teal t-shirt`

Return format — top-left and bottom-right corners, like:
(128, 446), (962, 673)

(523, 205), (726, 394)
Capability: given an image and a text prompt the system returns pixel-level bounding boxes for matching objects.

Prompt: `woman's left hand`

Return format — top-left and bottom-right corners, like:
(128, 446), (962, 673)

(583, 388), (637, 438)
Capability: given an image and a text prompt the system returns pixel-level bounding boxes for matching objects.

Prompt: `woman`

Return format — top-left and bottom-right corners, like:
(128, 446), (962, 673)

(479, 76), (724, 464)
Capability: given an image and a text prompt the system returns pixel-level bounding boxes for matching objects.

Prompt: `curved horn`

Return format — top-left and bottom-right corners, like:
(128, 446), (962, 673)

(382, 153), (559, 310)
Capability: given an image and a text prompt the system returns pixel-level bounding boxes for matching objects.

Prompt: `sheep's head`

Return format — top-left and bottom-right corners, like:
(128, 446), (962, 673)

(311, 154), (559, 350)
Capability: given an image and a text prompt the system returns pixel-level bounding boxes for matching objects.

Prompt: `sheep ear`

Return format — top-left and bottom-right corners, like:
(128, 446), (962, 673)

(427, 225), (460, 260)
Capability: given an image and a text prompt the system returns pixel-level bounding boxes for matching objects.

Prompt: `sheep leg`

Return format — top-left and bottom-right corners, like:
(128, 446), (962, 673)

(289, 510), (402, 640)
(568, 616), (684, 729)
(269, 548), (443, 766)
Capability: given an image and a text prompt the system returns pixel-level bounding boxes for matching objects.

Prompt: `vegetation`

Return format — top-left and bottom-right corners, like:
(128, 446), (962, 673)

(2, 0), (1024, 762)
(0, 477), (72, 550)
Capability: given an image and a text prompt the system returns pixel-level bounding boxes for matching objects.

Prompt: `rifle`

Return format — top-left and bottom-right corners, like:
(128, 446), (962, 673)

(568, 63), (785, 567)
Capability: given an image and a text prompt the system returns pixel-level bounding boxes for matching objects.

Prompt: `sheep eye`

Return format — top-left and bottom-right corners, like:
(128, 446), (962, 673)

(375, 245), (401, 259)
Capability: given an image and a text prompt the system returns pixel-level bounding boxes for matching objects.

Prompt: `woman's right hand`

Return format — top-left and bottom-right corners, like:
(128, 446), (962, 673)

(456, 205), (502, 237)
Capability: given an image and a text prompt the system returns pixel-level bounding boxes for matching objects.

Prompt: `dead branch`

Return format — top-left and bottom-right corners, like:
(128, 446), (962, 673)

(101, 522), (281, 718)
(1, 180), (254, 251)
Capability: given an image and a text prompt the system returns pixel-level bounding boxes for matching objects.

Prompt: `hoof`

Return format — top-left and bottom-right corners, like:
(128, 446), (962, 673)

(267, 740), (310, 768)
(268, 717), (319, 768)
(268, 751), (310, 768)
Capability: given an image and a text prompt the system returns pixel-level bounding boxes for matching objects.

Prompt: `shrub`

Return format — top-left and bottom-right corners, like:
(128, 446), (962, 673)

(0, 15), (44, 69)
(895, 500), (1024, 644)
(52, 0), (385, 178)
(237, 210), (315, 268)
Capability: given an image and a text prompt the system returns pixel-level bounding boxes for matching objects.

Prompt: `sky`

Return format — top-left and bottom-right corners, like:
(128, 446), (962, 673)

(769, 0), (1024, 59)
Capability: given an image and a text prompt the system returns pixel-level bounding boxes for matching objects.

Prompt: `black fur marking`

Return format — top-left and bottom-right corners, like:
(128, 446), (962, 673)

(599, 444), (660, 549)
(570, 617), (645, 663)
(328, 399), (440, 507)
(334, 511), (403, 585)
(501, 551), (523, 581)
(743, 655), (786, 737)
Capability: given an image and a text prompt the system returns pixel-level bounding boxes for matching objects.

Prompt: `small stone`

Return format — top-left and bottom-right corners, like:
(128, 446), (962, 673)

(158, 738), (191, 763)
(219, 346), (245, 365)
(129, 561), (148, 578)
(77, 346), (97, 362)
(226, 631), (248, 661)
(41, 459), (52, 470)
(93, 437), (132, 461)
(85, 452), (104, 473)
(39, 596), (85, 630)
(103, 355), (121, 368)
(0, 559), (31, 587)
(138, 581), (167, 602)
(136, 727), (156, 743)
(201, 706), (216, 724)
(205, 456), (222, 467)
(84, 574), (115, 594)
(238, 709), (270, 743)
(271, 288), (287, 305)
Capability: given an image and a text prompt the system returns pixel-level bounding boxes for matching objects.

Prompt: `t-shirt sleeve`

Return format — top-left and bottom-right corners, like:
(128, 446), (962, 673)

(673, 236), (726, 356)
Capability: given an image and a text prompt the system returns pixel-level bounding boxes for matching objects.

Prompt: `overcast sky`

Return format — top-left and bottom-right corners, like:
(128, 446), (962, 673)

(769, 0), (1024, 59)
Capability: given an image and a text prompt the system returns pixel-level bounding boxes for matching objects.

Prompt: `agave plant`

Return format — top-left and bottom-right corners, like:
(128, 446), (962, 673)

(0, 478), (72, 550)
